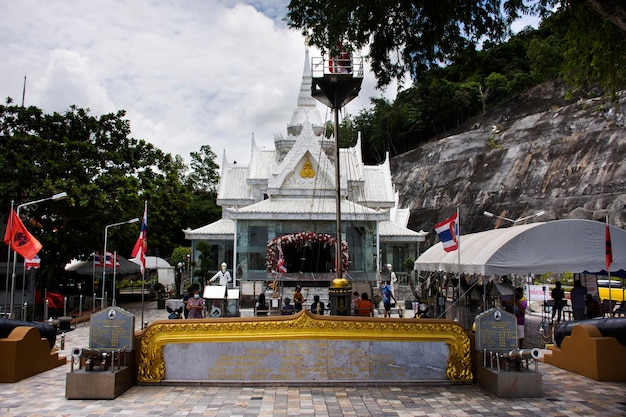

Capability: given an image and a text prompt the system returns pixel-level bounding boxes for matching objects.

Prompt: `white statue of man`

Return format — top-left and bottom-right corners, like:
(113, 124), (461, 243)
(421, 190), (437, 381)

(209, 262), (232, 287)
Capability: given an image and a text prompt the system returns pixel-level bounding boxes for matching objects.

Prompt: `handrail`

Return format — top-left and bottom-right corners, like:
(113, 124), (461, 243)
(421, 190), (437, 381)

(311, 56), (364, 78)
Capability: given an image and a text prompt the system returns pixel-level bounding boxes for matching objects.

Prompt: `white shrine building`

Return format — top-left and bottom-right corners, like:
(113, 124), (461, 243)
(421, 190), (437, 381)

(184, 49), (424, 291)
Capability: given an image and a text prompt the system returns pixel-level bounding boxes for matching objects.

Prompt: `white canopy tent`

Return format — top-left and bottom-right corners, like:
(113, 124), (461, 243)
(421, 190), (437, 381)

(416, 219), (626, 276)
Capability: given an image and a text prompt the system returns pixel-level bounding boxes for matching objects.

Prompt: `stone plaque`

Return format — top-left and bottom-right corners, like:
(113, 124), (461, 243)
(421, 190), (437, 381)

(475, 307), (517, 351)
(89, 307), (135, 351)
(162, 340), (449, 382)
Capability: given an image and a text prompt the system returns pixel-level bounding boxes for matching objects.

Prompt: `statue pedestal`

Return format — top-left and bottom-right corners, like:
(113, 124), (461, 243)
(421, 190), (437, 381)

(477, 366), (542, 397)
(65, 367), (133, 399)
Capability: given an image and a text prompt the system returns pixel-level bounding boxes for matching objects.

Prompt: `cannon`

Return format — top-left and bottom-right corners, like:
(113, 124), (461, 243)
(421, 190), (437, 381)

(554, 318), (626, 348)
(500, 348), (541, 361)
(0, 318), (56, 349)
(71, 347), (106, 362)
(71, 347), (111, 371)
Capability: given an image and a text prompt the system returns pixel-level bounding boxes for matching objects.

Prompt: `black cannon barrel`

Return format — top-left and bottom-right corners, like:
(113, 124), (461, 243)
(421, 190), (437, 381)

(554, 318), (626, 347)
(71, 347), (105, 361)
(0, 318), (56, 349)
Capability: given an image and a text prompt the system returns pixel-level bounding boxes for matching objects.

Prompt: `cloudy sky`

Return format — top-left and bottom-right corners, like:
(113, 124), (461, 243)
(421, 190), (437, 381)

(0, 1), (537, 167)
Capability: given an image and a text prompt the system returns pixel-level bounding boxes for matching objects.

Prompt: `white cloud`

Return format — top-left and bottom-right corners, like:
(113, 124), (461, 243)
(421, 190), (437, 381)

(0, 0), (397, 167)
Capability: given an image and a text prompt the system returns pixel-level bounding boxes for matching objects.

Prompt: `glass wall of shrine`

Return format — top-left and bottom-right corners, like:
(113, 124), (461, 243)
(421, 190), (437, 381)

(236, 219), (379, 282)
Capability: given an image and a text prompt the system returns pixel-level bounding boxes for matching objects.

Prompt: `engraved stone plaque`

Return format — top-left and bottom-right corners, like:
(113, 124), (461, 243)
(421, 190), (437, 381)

(89, 306), (135, 351)
(475, 307), (517, 352)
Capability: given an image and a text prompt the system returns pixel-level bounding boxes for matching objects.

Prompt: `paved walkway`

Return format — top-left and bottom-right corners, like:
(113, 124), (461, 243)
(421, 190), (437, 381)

(1, 301), (625, 417)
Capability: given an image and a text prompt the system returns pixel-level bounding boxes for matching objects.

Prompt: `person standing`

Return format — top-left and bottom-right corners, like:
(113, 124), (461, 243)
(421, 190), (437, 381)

(514, 287), (527, 348)
(186, 288), (204, 319)
(551, 281), (565, 323)
(381, 281), (396, 318)
(293, 285), (306, 312)
(182, 286), (195, 319)
(386, 263), (398, 302)
(310, 295), (325, 315)
(209, 262), (232, 287)
(570, 280), (587, 320)
(352, 291), (361, 314)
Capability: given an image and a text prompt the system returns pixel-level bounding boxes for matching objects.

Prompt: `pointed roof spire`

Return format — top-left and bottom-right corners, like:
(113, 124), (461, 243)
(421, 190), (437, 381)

(287, 45), (324, 137)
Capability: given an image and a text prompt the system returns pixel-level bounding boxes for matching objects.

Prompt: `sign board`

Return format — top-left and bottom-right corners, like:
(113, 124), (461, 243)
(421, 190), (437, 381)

(203, 285), (227, 299)
(89, 306), (135, 351)
(475, 307), (517, 352)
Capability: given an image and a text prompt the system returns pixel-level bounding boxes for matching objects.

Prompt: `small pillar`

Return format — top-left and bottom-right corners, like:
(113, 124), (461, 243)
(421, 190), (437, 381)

(329, 277), (351, 316)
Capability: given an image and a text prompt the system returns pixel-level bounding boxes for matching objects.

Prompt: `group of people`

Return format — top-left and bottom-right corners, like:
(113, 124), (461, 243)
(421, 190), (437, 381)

(184, 262), (403, 319)
(550, 279), (602, 322)
(181, 262), (233, 319)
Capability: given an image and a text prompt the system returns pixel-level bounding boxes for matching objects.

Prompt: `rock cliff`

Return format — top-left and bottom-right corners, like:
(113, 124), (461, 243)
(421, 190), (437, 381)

(390, 81), (626, 248)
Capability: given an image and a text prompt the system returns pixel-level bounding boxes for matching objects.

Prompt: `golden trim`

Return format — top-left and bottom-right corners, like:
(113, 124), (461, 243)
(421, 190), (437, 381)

(299, 155), (315, 178)
(138, 311), (472, 383)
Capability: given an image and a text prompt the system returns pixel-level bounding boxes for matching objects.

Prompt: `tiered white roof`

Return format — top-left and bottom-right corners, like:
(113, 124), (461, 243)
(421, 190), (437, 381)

(185, 48), (418, 240)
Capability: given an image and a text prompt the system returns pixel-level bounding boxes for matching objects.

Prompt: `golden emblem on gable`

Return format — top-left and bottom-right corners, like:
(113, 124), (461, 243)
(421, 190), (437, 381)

(300, 155), (315, 178)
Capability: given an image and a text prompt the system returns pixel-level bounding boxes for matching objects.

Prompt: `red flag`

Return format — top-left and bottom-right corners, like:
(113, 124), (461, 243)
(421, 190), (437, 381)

(131, 203), (147, 274)
(606, 222), (613, 271)
(3, 209), (42, 260)
(46, 292), (65, 309)
(34, 290), (64, 308)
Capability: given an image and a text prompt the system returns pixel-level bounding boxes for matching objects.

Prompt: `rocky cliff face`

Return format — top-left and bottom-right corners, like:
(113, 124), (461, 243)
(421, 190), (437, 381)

(390, 81), (626, 248)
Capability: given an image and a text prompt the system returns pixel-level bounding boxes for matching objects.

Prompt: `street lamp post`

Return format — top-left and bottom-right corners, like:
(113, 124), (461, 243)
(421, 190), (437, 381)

(102, 218), (139, 309)
(483, 210), (545, 226)
(8, 192), (67, 318)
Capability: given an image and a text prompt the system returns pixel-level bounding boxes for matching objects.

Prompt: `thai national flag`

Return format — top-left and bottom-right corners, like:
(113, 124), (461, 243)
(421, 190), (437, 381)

(105, 251), (120, 267)
(25, 255), (41, 270)
(93, 252), (104, 266)
(277, 245), (287, 273)
(434, 212), (459, 252)
(131, 203), (148, 274)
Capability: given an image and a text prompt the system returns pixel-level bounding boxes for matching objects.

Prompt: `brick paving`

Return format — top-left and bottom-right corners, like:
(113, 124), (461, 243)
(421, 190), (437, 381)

(1, 301), (624, 417)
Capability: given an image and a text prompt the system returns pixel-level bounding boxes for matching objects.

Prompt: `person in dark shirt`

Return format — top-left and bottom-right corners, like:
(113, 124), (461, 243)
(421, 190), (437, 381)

(551, 281), (565, 322)
(310, 295), (325, 315)
(585, 294), (603, 319)
(281, 297), (295, 315)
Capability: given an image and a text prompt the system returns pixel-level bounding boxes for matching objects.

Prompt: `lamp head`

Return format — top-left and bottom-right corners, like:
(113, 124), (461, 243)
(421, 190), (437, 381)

(52, 192), (68, 200)
(483, 211), (494, 218)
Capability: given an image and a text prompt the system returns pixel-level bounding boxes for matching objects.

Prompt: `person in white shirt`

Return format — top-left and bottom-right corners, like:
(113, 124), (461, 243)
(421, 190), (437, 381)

(208, 262), (232, 287)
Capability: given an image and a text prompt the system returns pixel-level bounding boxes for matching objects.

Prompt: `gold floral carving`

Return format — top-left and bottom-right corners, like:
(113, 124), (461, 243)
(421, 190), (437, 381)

(137, 311), (472, 383)
(299, 155), (315, 178)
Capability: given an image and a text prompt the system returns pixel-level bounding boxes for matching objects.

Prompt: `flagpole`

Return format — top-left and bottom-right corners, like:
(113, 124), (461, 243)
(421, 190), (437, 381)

(113, 250), (117, 306)
(21, 261), (26, 311)
(456, 206), (461, 323)
(3, 201), (14, 316)
(606, 214), (612, 306)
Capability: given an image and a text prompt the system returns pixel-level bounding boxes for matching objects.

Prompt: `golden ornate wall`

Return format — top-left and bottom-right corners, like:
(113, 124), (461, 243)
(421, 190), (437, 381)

(137, 311), (472, 384)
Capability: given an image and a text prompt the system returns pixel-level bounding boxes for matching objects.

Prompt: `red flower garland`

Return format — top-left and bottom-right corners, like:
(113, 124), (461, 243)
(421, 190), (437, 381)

(266, 232), (349, 273)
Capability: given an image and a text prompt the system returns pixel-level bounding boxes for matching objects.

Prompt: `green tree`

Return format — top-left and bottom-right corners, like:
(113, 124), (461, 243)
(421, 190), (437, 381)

(188, 145), (220, 192)
(0, 103), (192, 290)
(287, 0), (626, 90)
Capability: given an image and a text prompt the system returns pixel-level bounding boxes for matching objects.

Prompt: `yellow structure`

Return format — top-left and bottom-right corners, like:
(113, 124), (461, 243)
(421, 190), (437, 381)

(0, 326), (66, 383)
(544, 324), (626, 382)
(137, 312), (472, 384)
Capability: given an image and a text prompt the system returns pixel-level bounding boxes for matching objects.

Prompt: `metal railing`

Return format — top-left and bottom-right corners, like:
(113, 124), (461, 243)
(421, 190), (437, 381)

(311, 56), (364, 78)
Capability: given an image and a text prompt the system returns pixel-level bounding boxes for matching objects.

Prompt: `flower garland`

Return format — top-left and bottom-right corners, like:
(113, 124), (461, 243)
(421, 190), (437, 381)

(266, 232), (349, 273)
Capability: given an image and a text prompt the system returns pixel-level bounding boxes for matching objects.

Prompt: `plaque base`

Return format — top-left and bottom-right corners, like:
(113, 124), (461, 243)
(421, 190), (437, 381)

(65, 367), (133, 399)
(476, 366), (542, 397)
